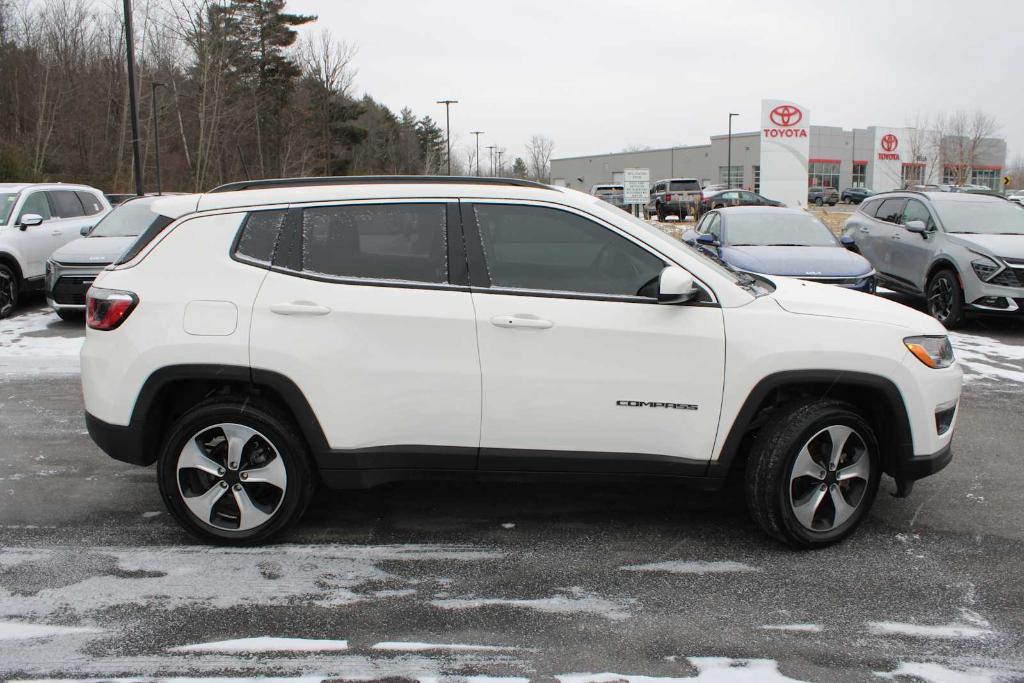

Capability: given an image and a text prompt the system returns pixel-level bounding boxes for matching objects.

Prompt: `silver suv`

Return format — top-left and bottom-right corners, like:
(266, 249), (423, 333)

(842, 191), (1024, 327)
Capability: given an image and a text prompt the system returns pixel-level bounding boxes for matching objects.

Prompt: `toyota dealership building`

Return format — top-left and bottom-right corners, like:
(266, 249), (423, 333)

(550, 104), (1007, 207)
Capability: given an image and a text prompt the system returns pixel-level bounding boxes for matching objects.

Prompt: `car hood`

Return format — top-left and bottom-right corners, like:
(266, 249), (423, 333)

(768, 276), (947, 332)
(721, 245), (872, 277)
(51, 236), (136, 265)
(946, 233), (1024, 259)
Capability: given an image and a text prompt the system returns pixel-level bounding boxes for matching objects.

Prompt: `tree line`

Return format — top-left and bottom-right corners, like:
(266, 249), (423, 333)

(0, 0), (555, 193)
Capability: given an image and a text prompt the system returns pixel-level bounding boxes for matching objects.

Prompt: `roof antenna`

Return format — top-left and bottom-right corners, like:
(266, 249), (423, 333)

(236, 145), (251, 181)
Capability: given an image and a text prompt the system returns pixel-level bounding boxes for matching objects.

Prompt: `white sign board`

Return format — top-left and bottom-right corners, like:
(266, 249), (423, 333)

(759, 99), (810, 209)
(623, 168), (650, 205)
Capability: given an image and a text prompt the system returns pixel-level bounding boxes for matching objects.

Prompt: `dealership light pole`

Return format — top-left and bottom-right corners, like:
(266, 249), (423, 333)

(486, 145), (496, 176)
(470, 131), (484, 176)
(497, 148), (504, 177)
(123, 0), (144, 196)
(727, 113), (739, 188)
(436, 99), (458, 175)
(151, 82), (166, 195)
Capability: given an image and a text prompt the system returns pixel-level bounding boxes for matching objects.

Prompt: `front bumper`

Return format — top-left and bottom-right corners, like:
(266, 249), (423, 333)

(45, 260), (106, 311)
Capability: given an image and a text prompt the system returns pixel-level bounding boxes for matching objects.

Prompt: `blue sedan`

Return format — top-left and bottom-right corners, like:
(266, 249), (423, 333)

(682, 206), (876, 292)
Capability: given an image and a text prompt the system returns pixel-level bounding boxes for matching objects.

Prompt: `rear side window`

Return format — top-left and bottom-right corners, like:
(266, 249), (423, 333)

(473, 203), (665, 297)
(235, 210), (286, 266)
(50, 190), (85, 218)
(875, 198), (907, 224)
(670, 180), (700, 191)
(76, 192), (105, 216)
(301, 203), (447, 283)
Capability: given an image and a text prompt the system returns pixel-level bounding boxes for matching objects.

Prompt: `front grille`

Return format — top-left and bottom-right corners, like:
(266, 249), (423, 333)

(990, 268), (1023, 288)
(799, 276), (861, 286)
(52, 276), (95, 305)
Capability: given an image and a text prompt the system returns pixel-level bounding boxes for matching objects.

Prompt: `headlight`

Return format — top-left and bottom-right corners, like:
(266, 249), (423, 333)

(904, 335), (955, 369)
(971, 255), (1000, 282)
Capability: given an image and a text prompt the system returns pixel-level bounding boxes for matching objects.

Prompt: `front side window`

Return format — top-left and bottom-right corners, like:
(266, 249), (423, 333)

(301, 203), (448, 283)
(49, 190), (85, 218)
(18, 192), (51, 222)
(875, 198), (907, 224)
(0, 193), (17, 225)
(235, 209), (287, 265)
(902, 200), (935, 230)
(705, 213), (722, 240)
(473, 204), (665, 298)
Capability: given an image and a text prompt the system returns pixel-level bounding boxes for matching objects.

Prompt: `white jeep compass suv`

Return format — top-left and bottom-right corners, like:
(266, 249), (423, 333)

(81, 177), (963, 547)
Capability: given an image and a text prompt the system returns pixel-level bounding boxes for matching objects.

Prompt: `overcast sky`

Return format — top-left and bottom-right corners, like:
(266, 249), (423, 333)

(290, 0), (1023, 168)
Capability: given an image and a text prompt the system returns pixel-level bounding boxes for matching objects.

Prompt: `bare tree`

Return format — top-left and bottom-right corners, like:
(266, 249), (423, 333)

(935, 110), (1000, 186)
(525, 133), (554, 182)
(300, 29), (357, 175)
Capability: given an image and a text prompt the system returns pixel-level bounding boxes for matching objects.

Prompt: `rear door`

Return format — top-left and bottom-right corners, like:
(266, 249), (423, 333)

(47, 190), (91, 250)
(869, 198), (907, 282)
(249, 200), (481, 468)
(464, 200), (725, 473)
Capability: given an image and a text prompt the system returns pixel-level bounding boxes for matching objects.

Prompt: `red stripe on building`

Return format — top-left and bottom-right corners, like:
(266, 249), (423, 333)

(853, 160), (869, 165)
(944, 163), (1002, 171)
(902, 162), (925, 166)
(809, 158), (841, 164)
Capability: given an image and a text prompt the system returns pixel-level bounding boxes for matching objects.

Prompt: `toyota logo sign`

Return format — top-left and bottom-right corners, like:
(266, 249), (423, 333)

(881, 134), (899, 152)
(769, 105), (802, 127)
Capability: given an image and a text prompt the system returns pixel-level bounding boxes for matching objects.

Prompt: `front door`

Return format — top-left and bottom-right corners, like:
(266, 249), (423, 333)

(463, 200), (726, 473)
(11, 190), (55, 279)
(249, 200), (481, 467)
(888, 199), (938, 286)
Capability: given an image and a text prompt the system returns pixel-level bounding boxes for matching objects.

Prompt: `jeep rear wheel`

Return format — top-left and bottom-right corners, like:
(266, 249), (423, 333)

(0, 265), (18, 319)
(745, 399), (881, 548)
(158, 399), (314, 545)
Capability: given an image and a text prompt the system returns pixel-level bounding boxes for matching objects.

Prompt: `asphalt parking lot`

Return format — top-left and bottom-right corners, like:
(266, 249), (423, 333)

(1, 296), (1023, 681)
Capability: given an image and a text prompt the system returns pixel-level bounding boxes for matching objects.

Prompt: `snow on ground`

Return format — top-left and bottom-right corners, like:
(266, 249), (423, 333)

(558, 657), (807, 683)
(759, 624), (822, 633)
(371, 641), (517, 652)
(0, 621), (103, 640)
(949, 331), (1024, 386)
(0, 307), (82, 376)
(170, 637), (349, 653)
(875, 661), (1017, 682)
(620, 560), (758, 575)
(866, 621), (994, 639)
(431, 588), (634, 621)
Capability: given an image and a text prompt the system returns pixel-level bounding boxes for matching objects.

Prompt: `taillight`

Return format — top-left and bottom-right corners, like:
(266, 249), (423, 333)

(87, 287), (138, 331)
(665, 194), (672, 202)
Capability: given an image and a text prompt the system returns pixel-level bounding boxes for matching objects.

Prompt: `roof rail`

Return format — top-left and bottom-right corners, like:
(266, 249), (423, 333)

(208, 175), (556, 193)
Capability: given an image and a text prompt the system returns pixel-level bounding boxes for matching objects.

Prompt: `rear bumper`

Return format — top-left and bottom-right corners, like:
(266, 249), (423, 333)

(85, 411), (152, 466)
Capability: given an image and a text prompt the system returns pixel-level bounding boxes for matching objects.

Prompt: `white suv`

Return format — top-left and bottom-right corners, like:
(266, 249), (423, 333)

(81, 177), (963, 547)
(0, 183), (110, 317)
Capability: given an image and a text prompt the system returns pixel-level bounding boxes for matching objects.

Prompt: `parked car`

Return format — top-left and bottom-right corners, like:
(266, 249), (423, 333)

(842, 191), (1024, 326)
(1007, 190), (1024, 207)
(647, 178), (703, 221)
(808, 187), (839, 206)
(699, 189), (783, 213)
(701, 183), (729, 198)
(590, 184), (627, 211)
(841, 187), (873, 204)
(682, 207), (875, 292)
(0, 183), (110, 318)
(105, 193), (137, 206)
(82, 176), (960, 548)
(46, 196), (168, 321)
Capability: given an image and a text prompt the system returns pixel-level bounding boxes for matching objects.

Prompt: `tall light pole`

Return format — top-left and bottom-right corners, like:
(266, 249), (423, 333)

(486, 145), (496, 176)
(151, 82), (166, 195)
(436, 99), (458, 175)
(123, 0), (144, 196)
(470, 131), (484, 176)
(727, 113), (739, 188)
(497, 148), (504, 177)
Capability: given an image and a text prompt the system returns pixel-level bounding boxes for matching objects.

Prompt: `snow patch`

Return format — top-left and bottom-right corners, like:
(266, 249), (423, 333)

(371, 641), (516, 652)
(0, 308), (83, 376)
(0, 621), (103, 640)
(558, 657), (807, 682)
(867, 620), (994, 639)
(949, 332), (1024, 386)
(621, 560), (759, 575)
(170, 636), (349, 653)
(432, 588), (633, 621)
(760, 624), (822, 633)
(875, 661), (1017, 682)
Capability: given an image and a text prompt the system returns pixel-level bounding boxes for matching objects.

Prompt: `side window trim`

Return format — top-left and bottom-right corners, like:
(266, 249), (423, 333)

(461, 199), (716, 305)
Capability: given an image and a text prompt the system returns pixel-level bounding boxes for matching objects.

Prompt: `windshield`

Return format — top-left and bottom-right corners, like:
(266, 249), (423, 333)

(90, 198), (160, 237)
(933, 199), (1024, 235)
(0, 193), (17, 225)
(725, 212), (838, 247)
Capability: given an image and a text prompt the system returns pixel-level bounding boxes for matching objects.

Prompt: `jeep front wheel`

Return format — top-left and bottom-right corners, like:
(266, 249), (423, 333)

(158, 399), (314, 545)
(745, 399), (880, 548)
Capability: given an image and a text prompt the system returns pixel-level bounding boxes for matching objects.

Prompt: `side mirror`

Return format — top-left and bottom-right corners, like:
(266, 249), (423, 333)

(18, 214), (43, 230)
(657, 266), (698, 304)
(904, 220), (927, 235)
(80, 224), (95, 236)
(696, 233), (719, 247)
(840, 234), (856, 250)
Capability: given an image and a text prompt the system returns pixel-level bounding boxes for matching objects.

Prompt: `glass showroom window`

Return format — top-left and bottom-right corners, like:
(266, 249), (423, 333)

(852, 163), (867, 188)
(718, 166), (743, 187)
(902, 163), (924, 187)
(753, 166), (760, 193)
(808, 161), (840, 188)
(972, 169), (999, 189)
(944, 166), (966, 185)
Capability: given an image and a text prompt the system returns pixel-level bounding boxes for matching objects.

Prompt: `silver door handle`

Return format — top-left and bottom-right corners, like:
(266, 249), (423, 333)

(270, 301), (331, 316)
(858, 227), (870, 234)
(491, 315), (553, 330)
(51, 231), (61, 236)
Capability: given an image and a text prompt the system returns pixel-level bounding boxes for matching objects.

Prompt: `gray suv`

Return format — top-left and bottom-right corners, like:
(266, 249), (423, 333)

(842, 191), (1024, 327)
(647, 178), (703, 221)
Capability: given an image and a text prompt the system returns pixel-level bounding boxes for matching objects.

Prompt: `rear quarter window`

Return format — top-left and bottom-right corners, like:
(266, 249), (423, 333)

(234, 210), (287, 266)
(76, 191), (105, 216)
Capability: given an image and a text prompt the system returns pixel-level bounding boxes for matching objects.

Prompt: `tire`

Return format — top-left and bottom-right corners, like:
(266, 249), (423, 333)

(814, 198), (824, 207)
(55, 308), (84, 323)
(0, 264), (19, 319)
(656, 204), (666, 221)
(744, 399), (881, 548)
(157, 398), (315, 545)
(926, 268), (965, 328)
